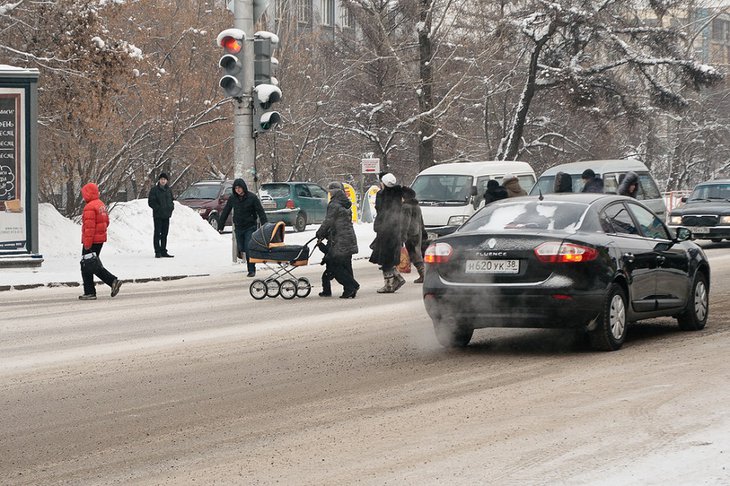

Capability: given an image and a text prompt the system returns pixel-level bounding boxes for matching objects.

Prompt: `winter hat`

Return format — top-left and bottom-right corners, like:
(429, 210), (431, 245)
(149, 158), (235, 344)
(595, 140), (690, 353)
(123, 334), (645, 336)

(502, 173), (516, 184)
(487, 179), (500, 190)
(159, 172), (169, 181)
(381, 173), (396, 188)
(582, 169), (595, 180)
(327, 181), (344, 191)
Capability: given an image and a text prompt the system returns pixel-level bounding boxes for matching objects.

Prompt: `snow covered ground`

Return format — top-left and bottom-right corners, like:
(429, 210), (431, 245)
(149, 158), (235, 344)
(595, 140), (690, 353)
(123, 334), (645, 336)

(1, 200), (376, 287)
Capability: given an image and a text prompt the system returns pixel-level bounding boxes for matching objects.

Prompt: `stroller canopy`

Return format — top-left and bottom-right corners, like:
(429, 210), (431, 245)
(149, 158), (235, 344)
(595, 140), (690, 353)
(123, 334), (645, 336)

(250, 222), (286, 252)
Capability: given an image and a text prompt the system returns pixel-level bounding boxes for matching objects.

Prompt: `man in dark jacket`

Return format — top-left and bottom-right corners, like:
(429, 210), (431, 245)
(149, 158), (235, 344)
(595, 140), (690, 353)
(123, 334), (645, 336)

(369, 173), (406, 293)
(148, 172), (175, 258)
(218, 178), (268, 277)
(581, 169), (604, 193)
(483, 179), (509, 205)
(316, 182), (360, 298)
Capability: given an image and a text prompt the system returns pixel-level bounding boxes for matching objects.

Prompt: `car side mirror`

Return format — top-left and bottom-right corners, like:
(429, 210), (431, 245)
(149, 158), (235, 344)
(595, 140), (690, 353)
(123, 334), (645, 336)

(680, 196), (687, 203)
(675, 226), (692, 241)
(470, 185), (478, 197)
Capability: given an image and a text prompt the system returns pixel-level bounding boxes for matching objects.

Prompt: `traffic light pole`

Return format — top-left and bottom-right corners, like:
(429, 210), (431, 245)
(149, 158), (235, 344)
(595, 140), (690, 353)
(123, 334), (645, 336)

(233, 0), (256, 193)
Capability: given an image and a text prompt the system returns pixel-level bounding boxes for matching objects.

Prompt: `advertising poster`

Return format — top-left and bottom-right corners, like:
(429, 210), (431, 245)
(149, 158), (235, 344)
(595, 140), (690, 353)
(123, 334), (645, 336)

(0, 90), (25, 250)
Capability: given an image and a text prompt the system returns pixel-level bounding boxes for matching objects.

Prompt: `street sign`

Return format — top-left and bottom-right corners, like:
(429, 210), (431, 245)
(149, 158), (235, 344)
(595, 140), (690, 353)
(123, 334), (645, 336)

(361, 158), (380, 174)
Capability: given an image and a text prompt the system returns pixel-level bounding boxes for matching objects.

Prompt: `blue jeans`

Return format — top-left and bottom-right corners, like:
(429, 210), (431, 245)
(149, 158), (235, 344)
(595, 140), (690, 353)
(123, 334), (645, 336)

(235, 226), (256, 274)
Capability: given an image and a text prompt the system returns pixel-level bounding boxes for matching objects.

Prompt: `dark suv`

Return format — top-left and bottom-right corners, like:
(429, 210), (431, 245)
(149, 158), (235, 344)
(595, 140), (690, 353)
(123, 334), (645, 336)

(177, 179), (234, 230)
(668, 179), (730, 242)
(259, 182), (329, 231)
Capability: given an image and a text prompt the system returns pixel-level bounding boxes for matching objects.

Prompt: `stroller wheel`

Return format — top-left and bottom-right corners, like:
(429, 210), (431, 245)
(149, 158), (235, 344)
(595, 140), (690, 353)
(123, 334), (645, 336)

(266, 279), (281, 298)
(249, 280), (267, 300)
(280, 279), (298, 300)
(296, 277), (312, 298)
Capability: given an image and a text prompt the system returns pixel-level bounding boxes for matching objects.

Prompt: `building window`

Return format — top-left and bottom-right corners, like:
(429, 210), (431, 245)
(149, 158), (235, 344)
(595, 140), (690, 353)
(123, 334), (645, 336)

(321, 0), (333, 26)
(298, 0), (312, 24)
(340, 2), (354, 28)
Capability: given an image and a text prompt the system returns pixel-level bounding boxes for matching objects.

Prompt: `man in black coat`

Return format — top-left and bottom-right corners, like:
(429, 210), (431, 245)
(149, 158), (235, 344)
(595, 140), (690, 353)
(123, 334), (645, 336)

(581, 169), (604, 193)
(483, 179), (509, 205)
(369, 173), (406, 293)
(148, 172), (175, 258)
(218, 178), (268, 277)
(316, 182), (360, 298)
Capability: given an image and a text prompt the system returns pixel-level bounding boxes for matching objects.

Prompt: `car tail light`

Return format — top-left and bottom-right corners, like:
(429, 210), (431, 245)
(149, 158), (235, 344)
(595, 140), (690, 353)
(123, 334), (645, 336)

(424, 242), (453, 264)
(285, 199), (295, 209)
(534, 242), (598, 263)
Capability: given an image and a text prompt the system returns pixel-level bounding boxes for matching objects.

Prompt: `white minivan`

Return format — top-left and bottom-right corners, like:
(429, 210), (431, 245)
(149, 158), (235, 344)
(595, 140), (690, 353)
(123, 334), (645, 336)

(411, 161), (536, 228)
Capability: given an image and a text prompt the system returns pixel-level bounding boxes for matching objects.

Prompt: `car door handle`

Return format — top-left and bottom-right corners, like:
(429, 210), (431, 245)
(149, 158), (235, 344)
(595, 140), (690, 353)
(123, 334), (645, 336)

(622, 252), (635, 264)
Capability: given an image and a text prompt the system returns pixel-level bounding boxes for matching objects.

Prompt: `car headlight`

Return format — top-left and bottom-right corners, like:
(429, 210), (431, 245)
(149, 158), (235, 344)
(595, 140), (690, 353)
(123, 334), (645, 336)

(447, 215), (468, 226)
(721, 216), (730, 225)
(668, 215), (682, 225)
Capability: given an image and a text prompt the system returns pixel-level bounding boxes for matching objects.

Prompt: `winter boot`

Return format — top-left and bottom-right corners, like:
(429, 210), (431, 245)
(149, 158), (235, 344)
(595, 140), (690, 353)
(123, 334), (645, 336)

(414, 264), (425, 284)
(376, 275), (396, 293)
(392, 270), (406, 292)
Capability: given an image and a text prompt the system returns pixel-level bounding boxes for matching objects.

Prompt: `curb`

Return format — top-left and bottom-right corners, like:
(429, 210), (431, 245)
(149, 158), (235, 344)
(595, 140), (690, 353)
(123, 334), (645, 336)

(0, 274), (210, 292)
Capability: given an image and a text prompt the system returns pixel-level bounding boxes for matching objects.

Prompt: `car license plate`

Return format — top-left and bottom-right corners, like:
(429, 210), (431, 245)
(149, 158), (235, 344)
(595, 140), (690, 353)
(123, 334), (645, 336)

(262, 201), (276, 209)
(465, 259), (519, 274)
(692, 227), (709, 234)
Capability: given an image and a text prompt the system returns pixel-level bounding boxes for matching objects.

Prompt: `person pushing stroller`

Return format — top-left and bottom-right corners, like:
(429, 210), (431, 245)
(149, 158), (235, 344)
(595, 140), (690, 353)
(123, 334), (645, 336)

(315, 182), (360, 299)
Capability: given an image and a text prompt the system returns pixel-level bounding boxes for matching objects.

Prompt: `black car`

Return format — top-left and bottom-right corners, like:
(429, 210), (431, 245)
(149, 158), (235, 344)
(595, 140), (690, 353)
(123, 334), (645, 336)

(422, 194), (710, 351)
(668, 179), (730, 242)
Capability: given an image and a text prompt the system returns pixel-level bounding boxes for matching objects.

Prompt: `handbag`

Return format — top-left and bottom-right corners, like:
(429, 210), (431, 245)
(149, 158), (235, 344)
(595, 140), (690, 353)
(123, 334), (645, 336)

(397, 245), (411, 273)
(80, 252), (100, 273)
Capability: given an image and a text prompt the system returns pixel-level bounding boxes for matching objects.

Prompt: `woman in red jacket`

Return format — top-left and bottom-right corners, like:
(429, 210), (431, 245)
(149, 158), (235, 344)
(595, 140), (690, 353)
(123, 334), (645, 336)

(79, 183), (121, 300)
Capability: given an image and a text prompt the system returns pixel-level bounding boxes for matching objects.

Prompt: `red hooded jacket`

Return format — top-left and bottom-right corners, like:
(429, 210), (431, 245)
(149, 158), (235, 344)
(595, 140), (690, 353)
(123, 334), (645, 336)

(81, 183), (109, 249)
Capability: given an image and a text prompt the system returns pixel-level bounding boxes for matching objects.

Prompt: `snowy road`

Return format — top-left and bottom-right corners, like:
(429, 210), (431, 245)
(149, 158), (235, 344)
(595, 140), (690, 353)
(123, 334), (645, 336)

(2, 251), (730, 485)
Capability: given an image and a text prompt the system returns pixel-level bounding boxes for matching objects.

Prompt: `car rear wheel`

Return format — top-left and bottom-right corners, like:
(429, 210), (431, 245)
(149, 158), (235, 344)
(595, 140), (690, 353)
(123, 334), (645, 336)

(208, 213), (219, 231)
(294, 212), (307, 232)
(711, 238), (723, 243)
(677, 272), (708, 331)
(588, 283), (627, 351)
(433, 316), (473, 349)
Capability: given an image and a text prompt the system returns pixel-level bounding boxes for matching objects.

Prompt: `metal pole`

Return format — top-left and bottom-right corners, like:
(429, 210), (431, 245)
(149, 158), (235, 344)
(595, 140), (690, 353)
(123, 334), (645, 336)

(232, 0), (256, 262)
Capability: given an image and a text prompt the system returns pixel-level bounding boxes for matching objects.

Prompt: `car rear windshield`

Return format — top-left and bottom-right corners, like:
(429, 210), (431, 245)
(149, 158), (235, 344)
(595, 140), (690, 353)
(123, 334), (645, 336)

(689, 183), (730, 201)
(178, 184), (221, 200)
(460, 201), (591, 233)
(261, 184), (291, 198)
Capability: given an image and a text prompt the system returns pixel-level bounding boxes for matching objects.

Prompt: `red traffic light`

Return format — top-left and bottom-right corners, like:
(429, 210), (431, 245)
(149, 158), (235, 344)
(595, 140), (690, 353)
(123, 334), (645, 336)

(221, 36), (242, 54)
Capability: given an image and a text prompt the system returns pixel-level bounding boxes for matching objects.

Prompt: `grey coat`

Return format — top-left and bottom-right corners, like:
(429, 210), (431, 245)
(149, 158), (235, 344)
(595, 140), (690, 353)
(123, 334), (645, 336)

(316, 190), (358, 258)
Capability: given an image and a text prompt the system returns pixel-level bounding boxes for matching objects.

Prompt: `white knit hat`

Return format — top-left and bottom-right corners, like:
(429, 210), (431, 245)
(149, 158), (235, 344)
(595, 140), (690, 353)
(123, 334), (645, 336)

(381, 173), (396, 187)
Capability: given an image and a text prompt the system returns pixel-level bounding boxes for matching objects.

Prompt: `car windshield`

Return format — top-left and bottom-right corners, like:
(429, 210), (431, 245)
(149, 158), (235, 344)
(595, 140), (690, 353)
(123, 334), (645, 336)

(460, 200), (590, 233)
(261, 184), (291, 198)
(178, 184), (220, 200)
(412, 175), (473, 203)
(689, 183), (730, 201)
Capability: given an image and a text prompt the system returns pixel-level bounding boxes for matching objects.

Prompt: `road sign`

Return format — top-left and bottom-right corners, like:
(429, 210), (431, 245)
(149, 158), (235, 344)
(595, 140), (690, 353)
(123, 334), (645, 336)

(361, 158), (380, 174)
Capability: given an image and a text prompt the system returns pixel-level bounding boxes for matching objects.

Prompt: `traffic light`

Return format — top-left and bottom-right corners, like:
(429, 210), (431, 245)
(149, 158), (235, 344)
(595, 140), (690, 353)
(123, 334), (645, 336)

(217, 28), (246, 99)
(252, 32), (281, 135)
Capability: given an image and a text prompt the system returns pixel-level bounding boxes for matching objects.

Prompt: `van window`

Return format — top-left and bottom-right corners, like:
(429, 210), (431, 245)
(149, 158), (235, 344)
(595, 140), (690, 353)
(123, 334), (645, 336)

(638, 174), (661, 199)
(412, 175), (473, 203)
(518, 174), (537, 193)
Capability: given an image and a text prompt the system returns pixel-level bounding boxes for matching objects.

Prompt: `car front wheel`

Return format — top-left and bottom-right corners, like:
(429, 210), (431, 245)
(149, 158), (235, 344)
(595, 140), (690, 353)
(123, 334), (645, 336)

(433, 316), (473, 349)
(588, 283), (627, 351)
(208, 213), (219, 231)
(677, 272), (708, 331)
(294, 212), (307, 232)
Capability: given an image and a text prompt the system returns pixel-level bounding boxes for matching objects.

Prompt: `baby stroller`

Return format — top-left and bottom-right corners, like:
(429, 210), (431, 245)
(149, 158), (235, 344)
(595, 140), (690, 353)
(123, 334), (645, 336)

(247, 222), (316, 300)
